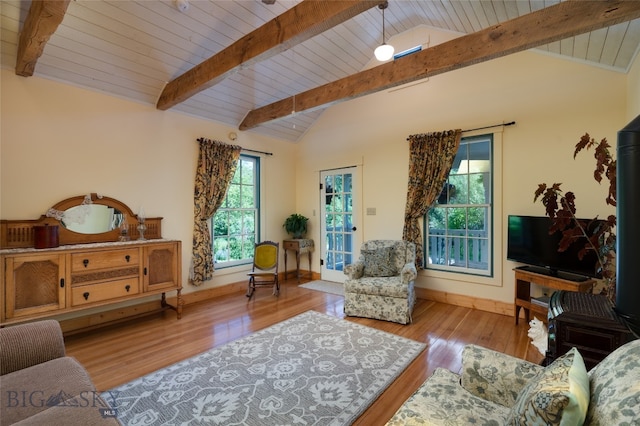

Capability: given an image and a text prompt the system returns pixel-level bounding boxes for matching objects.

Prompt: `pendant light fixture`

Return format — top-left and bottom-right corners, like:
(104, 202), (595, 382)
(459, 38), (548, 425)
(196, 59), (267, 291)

(374, 1), (394, 62)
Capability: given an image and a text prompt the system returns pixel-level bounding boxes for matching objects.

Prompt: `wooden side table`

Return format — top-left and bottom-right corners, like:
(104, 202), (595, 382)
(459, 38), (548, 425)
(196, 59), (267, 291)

(283, 239), (314, 282)
(514, 267), (595, 325)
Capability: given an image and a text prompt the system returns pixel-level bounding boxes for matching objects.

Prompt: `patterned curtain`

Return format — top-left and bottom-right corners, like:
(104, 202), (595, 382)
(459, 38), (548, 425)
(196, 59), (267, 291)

(402, 129), (462, 267)
(190, 138), (242, 286)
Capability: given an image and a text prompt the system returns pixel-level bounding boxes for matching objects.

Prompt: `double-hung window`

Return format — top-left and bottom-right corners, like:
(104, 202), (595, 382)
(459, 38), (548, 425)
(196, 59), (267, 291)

(425, 134), (493, 275)
(212, 155), (259, 267)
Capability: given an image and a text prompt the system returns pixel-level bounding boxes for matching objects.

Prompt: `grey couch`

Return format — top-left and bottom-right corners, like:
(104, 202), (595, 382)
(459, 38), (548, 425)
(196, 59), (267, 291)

(386, 339), (640, 425)
(0, 320), (119, 426)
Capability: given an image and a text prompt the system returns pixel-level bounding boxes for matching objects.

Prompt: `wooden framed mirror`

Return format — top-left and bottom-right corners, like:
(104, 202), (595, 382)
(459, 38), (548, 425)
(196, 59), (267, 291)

(1, 193), (162, 249)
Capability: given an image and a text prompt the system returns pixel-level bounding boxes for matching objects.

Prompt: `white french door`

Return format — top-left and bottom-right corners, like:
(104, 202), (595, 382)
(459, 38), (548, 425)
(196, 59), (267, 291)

(320, 167), (361, 283)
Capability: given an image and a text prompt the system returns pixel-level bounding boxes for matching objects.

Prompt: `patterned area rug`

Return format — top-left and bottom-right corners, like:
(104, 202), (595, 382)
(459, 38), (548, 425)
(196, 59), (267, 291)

(299, 280), (345, 296)
(102, 311), (425, 425)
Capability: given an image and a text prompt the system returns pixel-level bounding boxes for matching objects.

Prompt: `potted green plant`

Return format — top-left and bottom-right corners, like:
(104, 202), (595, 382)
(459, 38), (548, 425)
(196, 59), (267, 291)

(283, 213), (309, 239)
(534, 133), (617, 300)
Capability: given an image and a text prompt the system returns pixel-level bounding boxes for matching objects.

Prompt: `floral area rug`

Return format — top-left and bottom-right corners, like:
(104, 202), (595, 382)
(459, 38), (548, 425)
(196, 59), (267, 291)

(102, 310), (426, 425)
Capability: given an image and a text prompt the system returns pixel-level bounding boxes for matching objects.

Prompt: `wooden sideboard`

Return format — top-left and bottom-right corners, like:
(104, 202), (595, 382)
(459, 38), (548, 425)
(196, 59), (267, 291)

(1, 239), (182, 327)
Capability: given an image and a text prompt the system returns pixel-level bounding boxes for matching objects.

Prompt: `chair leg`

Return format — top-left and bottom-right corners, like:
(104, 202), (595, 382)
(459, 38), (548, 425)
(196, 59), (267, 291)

(273, 276), (280, 296)
(246, 278), (255, 299)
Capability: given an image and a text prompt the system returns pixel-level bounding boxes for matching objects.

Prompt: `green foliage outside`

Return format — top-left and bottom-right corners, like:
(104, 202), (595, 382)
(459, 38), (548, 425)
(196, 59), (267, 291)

(213, 157), (258, 264)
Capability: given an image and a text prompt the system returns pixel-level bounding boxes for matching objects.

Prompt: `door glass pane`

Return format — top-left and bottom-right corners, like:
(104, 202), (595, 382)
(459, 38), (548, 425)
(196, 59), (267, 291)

(336, 234), (343, 251)
(334, 175), (343, 192)
(344, 174), (352, 192)
(323, 170), (355, 278)
(335, 253), (344, 271)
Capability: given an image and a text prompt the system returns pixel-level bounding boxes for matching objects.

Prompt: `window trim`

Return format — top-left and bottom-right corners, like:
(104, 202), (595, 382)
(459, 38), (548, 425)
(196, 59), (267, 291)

(211, 154), (260, 269)
(424, 134), (494, 277)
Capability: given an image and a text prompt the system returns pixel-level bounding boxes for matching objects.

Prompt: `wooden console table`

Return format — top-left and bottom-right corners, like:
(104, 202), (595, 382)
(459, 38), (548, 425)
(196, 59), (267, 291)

(514, 267), (595, 325)
(283, 239), (314, 282)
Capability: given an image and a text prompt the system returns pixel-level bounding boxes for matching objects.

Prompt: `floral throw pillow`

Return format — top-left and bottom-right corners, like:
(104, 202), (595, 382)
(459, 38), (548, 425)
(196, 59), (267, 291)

(507, 347), (589, 425)
(362, 247), (397, 277)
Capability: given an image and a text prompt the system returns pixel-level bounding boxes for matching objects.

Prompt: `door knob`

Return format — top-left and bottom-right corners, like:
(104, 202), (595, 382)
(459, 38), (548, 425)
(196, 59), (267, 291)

(352, 226), (357, 231)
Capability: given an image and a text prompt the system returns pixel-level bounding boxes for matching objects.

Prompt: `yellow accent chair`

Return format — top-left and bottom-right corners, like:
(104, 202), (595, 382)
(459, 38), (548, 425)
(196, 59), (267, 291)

(247, 241), (280, 299)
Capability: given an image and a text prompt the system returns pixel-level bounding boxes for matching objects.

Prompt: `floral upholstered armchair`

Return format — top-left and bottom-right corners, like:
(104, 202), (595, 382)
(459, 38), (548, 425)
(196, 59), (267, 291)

(386, 339), (640, 425)
(344, 240), (417, 324)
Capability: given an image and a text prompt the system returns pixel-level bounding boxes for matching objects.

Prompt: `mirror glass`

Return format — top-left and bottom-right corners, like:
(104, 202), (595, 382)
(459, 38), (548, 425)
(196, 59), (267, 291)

(61, 204), (125, 234)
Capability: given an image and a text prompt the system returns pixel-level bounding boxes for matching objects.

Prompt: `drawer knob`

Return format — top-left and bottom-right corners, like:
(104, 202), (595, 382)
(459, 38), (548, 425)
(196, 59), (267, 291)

(83, 259), (89, 268)
(83, 292), (90, 301)
(125, 255), (130, 262)
(125, 285), (131, 292)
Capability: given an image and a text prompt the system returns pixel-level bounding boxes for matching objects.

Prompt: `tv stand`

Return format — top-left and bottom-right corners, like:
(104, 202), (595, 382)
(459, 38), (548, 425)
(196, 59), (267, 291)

(514, 267), (595, 325)
(518, 265), (589, 282)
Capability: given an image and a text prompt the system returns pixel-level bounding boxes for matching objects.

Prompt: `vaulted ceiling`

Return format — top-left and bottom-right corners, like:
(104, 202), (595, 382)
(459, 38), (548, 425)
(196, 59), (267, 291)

(2, 1), (640, 142)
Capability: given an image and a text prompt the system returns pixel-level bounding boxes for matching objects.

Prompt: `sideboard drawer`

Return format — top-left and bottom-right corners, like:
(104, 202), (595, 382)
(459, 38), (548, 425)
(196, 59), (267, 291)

(71, 278), (140, 306)
(71, 249), (139, 272)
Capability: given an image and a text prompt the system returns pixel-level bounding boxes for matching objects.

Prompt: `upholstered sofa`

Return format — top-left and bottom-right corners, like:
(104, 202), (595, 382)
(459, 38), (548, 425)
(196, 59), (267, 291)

(0, 320), (119, 426)
(344, 240), (417, 324)
(386, 339), (640, 425)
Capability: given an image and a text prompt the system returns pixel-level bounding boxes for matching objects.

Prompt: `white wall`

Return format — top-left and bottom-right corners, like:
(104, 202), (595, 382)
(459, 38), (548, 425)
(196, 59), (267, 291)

(0, 69), (297, 294)
(628, 50), (640, 121)
(296, 33), (627, 304)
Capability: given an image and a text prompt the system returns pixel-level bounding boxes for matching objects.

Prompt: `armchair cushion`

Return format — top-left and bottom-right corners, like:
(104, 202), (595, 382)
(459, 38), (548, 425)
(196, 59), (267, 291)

(0, 320), (66, 375)
(461, 344), (543, 408)
(507, 347), (589, 425)
(344, 261), (364, 280)
(585, 338), (640, 425)
(386, 368), (511, 425)
(362, 247), (397, 277)
(0, 357), (98, 424)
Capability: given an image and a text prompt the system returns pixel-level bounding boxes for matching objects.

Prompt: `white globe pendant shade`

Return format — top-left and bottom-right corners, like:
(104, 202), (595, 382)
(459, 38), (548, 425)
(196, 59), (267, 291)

(375, 43), (395, 61)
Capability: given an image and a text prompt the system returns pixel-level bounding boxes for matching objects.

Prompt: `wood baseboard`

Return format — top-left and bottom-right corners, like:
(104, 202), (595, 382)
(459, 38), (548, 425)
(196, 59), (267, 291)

(415, 287), (514, 317)
(59, 273), (513, 334)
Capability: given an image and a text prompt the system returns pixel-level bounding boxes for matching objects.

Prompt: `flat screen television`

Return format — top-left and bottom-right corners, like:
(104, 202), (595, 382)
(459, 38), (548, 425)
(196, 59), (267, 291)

(507, 215), (602, 280)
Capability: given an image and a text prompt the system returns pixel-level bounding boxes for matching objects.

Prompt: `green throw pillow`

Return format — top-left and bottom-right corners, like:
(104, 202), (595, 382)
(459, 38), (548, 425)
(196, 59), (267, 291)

(507, 347), (589, 425)
(362, 247), (397, 277)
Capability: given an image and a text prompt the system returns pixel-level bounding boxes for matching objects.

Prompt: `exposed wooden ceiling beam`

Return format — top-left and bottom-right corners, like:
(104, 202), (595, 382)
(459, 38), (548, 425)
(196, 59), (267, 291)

(15, 0), (71, 77)
(156, 0), (381, 111)
(240, 0), (640, 131)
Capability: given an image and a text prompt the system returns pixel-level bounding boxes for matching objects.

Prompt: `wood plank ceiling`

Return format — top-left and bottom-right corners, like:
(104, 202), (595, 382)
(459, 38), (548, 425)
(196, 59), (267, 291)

(2, 1), (640, 142)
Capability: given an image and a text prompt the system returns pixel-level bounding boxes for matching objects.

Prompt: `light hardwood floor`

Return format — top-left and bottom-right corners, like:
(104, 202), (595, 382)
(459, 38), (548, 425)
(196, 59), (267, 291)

(64, 279), (544, 425)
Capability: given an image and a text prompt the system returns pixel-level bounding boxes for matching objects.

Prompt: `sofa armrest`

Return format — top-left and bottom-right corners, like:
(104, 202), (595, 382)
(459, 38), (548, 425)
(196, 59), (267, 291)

(400, 262), (417, 284)
(460, 344), (543, 408)
(0, 320), (66, 375)
(344, 261), (364, 279)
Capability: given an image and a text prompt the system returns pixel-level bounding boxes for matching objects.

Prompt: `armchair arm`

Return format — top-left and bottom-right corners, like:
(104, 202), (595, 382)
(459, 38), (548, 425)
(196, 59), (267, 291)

(400, 262), (417, 284)
(344, 261), (364, 279)
(0, 320), (66, 375)
(460, 344), (543, 408)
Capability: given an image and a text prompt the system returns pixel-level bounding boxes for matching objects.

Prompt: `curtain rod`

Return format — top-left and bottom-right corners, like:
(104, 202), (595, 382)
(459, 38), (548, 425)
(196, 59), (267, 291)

(242, 148), (273, 156)
(196, 137), (273, 156)
(462, 121), (516, 133)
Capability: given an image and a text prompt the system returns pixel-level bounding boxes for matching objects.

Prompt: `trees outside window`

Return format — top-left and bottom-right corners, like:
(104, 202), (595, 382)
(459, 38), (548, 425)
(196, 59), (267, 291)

(425, 135), (493, 275)
(212, 155), (259, 267)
